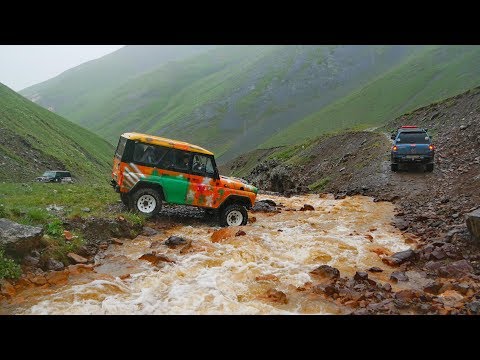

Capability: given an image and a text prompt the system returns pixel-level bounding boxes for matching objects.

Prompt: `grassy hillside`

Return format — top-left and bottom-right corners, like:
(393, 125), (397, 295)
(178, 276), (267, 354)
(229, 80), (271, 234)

(21, 45), (480, 163)
(262, 45), (480, 147)
(0, 83), (114, 182)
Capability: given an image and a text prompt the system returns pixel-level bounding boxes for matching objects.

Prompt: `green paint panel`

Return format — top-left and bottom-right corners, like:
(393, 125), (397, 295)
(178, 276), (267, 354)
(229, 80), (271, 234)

(146, 170), (189, 205)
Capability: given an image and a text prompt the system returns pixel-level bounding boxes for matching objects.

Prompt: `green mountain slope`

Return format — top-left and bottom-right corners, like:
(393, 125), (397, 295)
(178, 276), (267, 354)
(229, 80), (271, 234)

(21, 45), (480, 163)
(0, 83), (114, 182)
(263, 45), (480, 147)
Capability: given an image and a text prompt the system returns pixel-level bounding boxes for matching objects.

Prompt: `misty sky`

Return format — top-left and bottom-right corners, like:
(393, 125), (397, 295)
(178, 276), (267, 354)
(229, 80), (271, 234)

(0, 45), (124, 91)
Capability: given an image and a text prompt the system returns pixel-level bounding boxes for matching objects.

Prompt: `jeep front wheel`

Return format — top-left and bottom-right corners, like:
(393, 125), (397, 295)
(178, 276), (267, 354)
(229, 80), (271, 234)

(220, 204), (248, 227)
(120, 193), (130, 207)
(131, 188), (162, 217)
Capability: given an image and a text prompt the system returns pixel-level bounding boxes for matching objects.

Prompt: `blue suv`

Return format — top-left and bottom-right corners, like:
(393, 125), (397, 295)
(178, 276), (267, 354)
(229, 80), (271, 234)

(390, 126), (435, 172)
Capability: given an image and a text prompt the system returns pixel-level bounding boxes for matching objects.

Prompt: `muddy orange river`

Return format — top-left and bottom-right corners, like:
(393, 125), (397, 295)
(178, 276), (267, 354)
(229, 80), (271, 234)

(2, 194), (412, 314)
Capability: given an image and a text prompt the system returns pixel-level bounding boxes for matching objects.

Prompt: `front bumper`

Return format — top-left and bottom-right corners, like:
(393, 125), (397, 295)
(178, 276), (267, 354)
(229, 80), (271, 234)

(110, 179), (120, 193)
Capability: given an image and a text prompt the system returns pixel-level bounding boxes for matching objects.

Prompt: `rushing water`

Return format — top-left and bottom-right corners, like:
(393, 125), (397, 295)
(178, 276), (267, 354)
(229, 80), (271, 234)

(3, 194), (410, 315)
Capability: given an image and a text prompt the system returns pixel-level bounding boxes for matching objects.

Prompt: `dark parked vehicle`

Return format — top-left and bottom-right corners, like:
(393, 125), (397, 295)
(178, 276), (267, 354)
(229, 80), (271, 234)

(35, 171), (73, 183)
(390, 126), (435, 172)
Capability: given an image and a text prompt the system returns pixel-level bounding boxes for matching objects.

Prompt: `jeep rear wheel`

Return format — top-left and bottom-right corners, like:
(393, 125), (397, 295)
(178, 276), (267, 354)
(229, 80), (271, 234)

(425, 163), (434, 172)
(220, 204), (248, 227)
(391, 163), (398, 172)
(131, 188), (162, 217)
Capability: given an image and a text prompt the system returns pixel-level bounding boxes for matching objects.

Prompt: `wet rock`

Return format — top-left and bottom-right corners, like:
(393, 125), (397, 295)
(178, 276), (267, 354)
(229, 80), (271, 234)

(46, 258), (64, 271)
(437, 260), (474, 278)
(67, 264), (94, 275)
(23, 255), (40, 267)
(99, 242), (109, 250)
(310, 265), (340, 281)
(368, 267), (383, 273)
(382, 283), (392, 292)
(382, 249), (416, 266)
(112, 239), (124, 245)
(390, 271), (409, 282)
(394, 289), (419, 301)
(423, 281), (443, 295)
(354, 272), (369, 281)
(466, 208), (480, 242)
(235, 230), (247, 237)
(142, 226), (158, 237)
(139, 251), (175, 266)
(453, 283), (470, 295)
(261, 199), (277, 207)
(30, 275), (47, 286)
(120, 274), (131, 280)
(438, 290), (464, 307)
(248, 216), (257, 224)
(255, 274), (279, 282)
(164, 236), (188, 247)
(335, 193), (347, 200)
(0, 280), (16, 297)
(466, 301), (480, 314)
(0, 218), (44, 257)
(264, 288), (288, 304)
(46, 205), (64, 212)
(46, 270), (69, 286)
(63, 230), (73, 241)
(211, 227), (243, 243)
(299, 204), (315, 211)
(364, 234), (374, 242)
(81, 207), (91, 213)
(67, 252), (88, 264)
(252, 201), (278, 212)
(431, 247), (446, 260)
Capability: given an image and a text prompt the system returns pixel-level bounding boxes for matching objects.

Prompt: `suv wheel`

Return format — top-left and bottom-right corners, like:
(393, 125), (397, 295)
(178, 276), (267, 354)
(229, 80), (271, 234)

(220, 204), (248, 227)
(425, 163), (434, 172)
(131, 188), (162, 217)
(391, 163), (398, 172)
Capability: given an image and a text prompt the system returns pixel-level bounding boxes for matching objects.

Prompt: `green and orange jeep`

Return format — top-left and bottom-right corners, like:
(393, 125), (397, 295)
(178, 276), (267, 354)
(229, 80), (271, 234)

(110, 132), (258, 226)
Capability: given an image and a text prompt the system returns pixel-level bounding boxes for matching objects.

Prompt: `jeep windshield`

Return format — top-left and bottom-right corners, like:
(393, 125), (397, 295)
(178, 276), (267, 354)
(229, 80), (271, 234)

(397, 132), (430, 144)
(42, 171), (56, 178)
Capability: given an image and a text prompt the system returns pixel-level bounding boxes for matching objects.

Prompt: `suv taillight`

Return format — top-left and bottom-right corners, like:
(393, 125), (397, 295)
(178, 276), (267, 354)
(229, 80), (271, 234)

(392, 145), (398, 151)
(429, 145), (435, 151)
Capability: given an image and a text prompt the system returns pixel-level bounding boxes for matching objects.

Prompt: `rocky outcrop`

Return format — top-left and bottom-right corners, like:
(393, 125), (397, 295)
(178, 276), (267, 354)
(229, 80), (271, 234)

(466, 208), (480, 242)
(0, 218), (44, 257)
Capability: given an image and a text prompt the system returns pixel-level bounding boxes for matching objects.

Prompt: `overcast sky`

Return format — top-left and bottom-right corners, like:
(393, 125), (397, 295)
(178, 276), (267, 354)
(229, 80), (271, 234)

(0, 45), (124, 91)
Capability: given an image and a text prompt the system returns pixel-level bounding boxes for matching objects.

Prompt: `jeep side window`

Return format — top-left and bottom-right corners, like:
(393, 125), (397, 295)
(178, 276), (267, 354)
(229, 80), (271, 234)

(192, 154), (215, 178)
(158, 149), (192, 172)
(133, 142), (169, 167)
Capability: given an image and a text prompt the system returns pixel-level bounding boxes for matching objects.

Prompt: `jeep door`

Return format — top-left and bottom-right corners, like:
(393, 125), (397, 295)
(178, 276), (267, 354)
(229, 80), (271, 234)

(156, 149), (193, 205)
(187, 154), (218, 207)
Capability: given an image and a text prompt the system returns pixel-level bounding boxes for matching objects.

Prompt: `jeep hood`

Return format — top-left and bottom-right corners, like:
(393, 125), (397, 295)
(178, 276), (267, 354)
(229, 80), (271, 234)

(220, 175), (258, 194)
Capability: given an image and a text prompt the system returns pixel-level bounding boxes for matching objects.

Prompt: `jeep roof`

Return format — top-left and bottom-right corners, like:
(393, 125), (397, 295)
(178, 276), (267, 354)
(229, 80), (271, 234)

(121, 132), (213, 156)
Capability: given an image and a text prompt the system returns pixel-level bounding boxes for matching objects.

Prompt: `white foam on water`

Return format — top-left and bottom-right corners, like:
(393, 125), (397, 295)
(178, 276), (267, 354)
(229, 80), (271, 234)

(14, 194), (410, 315)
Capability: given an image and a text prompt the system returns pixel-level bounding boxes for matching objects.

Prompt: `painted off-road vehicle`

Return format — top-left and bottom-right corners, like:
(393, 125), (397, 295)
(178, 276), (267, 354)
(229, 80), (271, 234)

(36, 170), (73, 183)
(390, 126), (435, 172)
(110, 132), (258, 226)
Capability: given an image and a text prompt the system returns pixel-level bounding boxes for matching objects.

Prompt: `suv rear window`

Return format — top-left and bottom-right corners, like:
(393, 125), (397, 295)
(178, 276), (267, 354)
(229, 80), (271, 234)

(397, 132), (430, 144)
(115, 137), (128, 158)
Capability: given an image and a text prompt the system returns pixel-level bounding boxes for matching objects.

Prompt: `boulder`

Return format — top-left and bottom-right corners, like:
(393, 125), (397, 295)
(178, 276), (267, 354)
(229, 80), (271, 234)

(142, 226), (158, 237)
(390, 271), (409, 282)
(466, 208), (480, 242)
(164, 236), (188, 247)
(299, 204), (315, 211)
(310, 265), (340, 281)
(382, 249), (416, 266)
(437, 260), (474, 278)
(67, 253), (88, 264)
(264, 288), (288, 304)
(138, 252), (175, 266)
(46, 258), (65, 271)
(251, 201), (277, 213)
(0, 218), (44, 257)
